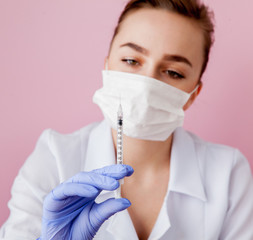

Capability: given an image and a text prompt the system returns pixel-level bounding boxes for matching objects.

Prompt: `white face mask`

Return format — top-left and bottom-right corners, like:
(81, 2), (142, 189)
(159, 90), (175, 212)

(93, 70), (198, 141)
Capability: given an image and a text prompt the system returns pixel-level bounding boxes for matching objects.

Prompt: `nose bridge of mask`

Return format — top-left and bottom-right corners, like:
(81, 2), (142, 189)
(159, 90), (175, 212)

(102, 70), (193, 112)
(104, 61), (198, 100)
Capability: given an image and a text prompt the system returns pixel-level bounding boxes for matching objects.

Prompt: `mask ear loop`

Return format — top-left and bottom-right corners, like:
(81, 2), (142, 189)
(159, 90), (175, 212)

(189, 84), (200, 95)
(105, 59), (108, 70)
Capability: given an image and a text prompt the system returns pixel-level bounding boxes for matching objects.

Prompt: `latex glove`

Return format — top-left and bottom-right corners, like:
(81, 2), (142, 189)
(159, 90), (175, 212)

(38, 164), (134, 240)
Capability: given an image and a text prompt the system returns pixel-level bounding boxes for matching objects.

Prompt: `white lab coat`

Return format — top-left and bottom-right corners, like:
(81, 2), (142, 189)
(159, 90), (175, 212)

(0, 120), (252, 240)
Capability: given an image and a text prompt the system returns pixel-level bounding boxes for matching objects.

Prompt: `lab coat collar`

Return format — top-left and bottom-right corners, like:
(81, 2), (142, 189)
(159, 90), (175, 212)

(169, 127), (207, 202)
(84, 120), (116, 171)
(84, 120), (207, 202)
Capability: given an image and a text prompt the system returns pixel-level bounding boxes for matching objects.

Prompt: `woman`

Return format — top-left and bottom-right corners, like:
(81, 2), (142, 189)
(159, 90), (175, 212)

(1, 0), (252, 239)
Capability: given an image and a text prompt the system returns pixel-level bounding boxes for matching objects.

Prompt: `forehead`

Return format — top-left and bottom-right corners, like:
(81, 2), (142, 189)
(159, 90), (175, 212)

(112, 8), (204, 67)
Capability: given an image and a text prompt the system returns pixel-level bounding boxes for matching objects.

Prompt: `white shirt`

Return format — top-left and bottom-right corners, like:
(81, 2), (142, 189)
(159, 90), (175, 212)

(0, 120), (252, 240)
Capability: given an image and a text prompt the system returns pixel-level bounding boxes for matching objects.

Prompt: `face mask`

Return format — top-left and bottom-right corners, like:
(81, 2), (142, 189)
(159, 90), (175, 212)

(93, 70), (198, 141)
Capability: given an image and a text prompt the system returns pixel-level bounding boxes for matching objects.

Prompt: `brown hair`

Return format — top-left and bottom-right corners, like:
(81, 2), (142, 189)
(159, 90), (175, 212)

(109, 0), (215, 79)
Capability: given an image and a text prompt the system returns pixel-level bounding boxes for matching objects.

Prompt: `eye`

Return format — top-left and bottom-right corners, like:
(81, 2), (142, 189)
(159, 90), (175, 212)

(165, 70), (185, 79)
(122, 58), (139, 66)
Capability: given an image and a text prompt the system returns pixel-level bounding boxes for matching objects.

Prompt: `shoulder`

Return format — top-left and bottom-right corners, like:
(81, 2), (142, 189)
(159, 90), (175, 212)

(39, 121), (100, 149)
(186, 129), (234, 153)
(184, 128), (246, 167)
(183, 128), (252, 188)
(178, 128), (252, 183)
(34, 121), (101, 160)
(22, 121), (102, 183)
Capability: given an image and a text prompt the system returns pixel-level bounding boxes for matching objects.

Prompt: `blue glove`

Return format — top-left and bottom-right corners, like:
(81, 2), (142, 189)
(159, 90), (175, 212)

(38, 164), (134, 240)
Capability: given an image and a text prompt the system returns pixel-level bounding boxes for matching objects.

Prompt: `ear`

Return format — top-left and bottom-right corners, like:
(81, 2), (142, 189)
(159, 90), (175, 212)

(183, 82), (203, 111)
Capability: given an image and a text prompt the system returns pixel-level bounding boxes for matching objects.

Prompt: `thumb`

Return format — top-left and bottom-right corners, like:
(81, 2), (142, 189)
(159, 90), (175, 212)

(90, 198), (131, 230)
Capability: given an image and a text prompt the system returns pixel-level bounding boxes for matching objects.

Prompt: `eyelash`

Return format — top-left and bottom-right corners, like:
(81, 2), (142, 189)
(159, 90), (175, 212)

(121, 58), (185, 79)
(122, 58), (139, 66)
(165, 70), (185, 79)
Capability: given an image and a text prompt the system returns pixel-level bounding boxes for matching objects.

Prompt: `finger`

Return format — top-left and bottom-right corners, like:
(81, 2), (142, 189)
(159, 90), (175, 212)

(51, 183), (101, 200)
(43, 184), (100, 212)
(50, 175), (118, 201)
(89, 198), (131, 231)
(43, 194), (88, 217)
(92, 164), (134, 179)
(47, 165), (134, 201)
(67, 172), (120, 190)
(43, 184), (98, 209)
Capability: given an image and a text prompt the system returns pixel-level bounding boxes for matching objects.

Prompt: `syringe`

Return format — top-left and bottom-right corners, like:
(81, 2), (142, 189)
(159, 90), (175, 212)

(115, 103), (123, 198)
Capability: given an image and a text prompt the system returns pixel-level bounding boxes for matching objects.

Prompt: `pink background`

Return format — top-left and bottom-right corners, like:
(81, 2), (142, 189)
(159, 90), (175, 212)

(0, 0), (252, 226)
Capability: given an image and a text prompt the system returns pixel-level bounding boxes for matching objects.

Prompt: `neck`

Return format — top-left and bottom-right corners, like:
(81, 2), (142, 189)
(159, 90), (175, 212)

(111, 129), (173, 173)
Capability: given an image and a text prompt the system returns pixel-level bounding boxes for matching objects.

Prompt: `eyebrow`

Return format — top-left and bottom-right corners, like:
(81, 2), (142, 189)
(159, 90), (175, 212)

(120, 42), (192, 67)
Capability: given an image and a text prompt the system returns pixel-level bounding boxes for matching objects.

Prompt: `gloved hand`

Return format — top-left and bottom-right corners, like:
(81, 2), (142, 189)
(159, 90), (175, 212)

(38, 164), (134, 240)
